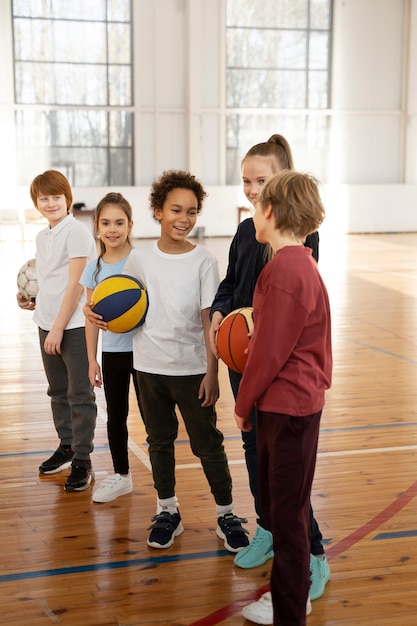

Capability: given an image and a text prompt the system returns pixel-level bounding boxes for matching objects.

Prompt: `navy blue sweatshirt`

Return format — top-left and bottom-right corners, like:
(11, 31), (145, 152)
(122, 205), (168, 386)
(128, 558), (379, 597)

(210, 218), (319, 318)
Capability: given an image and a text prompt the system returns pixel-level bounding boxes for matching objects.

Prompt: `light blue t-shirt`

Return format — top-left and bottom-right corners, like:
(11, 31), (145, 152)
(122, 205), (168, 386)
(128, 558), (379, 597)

(80, 254), (138, 352)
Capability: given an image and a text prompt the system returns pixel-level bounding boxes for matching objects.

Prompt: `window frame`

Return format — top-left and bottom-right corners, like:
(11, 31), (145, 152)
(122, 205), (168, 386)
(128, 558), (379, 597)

(11, 0), (134, 187)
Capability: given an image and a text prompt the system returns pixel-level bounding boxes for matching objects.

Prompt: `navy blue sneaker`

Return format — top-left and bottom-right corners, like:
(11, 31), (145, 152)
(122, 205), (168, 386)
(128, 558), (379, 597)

(216, 513), (249, 552)
(147, 511), (184, 548)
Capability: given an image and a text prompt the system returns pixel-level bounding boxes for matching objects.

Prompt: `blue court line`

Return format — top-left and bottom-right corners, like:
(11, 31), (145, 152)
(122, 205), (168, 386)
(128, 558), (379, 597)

(1, 528), (413, 585)
(2, 418), (417, 460)
(185, 422), (417, 438)
(320, 421), (417, 433)
(373, 529), (417, 540)
(153, 420), (417, 443)
(344, 337), (417, 366)
(171, 420), (417, 440)
(0, 445), (110, 459)
(0, 541), (335, 585)
(0, 549), (230, 584)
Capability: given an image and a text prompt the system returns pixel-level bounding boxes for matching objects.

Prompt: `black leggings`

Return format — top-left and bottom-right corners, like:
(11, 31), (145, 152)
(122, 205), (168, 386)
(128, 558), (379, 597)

(102, 351), (140, 475)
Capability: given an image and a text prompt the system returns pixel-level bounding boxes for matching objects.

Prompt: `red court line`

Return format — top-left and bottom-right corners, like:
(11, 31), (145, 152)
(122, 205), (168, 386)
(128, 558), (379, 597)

(325, 478), (417, 560)
(188, 478), (417, 626)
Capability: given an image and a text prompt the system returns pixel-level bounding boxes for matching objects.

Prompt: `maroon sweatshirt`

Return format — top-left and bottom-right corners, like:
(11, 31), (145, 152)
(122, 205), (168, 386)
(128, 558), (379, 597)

(235, 245), (332, 419)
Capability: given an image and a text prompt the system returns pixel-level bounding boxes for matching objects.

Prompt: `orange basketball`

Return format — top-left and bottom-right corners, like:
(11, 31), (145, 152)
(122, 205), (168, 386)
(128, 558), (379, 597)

(215, 307), (254, 374)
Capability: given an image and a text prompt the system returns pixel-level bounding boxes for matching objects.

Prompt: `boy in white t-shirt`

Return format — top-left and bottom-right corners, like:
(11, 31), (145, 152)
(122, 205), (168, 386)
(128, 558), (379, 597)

(122, 170), (249, 550)
(17, 170), (97, 492)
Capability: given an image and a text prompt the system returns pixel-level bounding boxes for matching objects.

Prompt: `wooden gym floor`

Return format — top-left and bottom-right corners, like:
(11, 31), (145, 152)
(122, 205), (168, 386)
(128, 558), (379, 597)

(1, 231), (417, 625)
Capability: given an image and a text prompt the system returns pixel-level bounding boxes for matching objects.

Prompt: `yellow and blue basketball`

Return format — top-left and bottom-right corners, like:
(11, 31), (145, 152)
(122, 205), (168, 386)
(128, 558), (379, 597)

(92, 274), (148, 333)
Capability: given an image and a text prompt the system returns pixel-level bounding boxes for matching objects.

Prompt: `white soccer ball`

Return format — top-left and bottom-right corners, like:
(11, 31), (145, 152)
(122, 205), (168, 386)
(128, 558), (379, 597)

(17, 258), (38, 301)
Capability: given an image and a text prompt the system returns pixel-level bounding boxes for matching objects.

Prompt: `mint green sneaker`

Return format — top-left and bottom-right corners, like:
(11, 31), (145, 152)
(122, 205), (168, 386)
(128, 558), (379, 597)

(234, 525), (274, 569)
(309, 553), (330, 600)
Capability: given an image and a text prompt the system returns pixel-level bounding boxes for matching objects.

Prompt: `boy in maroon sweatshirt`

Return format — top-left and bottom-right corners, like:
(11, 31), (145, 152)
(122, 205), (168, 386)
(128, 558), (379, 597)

(235, 170), (332, 626)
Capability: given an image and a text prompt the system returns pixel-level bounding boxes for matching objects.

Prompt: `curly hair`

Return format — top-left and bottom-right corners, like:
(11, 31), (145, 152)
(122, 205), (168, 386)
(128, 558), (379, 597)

(149, 170), (206, 220)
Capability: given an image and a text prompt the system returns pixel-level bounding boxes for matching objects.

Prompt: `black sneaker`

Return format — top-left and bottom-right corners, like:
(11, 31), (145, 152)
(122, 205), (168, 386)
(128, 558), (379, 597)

(39, 446), (74, 474)
(64, 461), (94, 492)
(147, 511), (184, 548)
(216, 513), (249, 553)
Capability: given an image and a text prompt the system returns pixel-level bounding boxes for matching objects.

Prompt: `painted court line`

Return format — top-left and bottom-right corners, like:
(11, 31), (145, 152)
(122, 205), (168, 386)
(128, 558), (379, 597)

(374, 529), (417, 540)
(187, 478), (417, 626)
(344, 337), (417, 365)
(97, 399), (417, 469)
(164, 445), (417, 471)
(318, 445), (417, 457)
(0, 550), (230, 584)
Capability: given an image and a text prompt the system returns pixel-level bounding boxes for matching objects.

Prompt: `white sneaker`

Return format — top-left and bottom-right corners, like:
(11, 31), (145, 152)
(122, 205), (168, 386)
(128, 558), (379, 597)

(242, 592), (312, 625)
(242, 592), (273, 625)
(92, 473), (133, 503)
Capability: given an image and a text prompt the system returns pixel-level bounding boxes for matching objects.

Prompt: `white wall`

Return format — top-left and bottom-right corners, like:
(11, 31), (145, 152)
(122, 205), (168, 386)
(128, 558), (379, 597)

(99, 183), (417, 236)
(331, 0), (405, 184)
(133, 0), (225, 185)
(405, 0), (417, 181)
(16, 183), (247, 238)
(3, 0), (417, 234)
(321, 184), (417, 233)
(12, 181), (415, 238)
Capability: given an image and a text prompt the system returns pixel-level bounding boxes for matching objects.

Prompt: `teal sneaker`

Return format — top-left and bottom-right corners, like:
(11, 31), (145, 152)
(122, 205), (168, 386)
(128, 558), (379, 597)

(234, 525), (274, 569)
(309, 553), (330, 600)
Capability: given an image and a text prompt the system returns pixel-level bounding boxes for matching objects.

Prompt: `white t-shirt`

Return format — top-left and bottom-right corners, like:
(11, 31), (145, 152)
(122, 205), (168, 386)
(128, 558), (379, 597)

(33, 214), (97, 331)
(123, 241), (220, 375)
(80, 253), (138, 352)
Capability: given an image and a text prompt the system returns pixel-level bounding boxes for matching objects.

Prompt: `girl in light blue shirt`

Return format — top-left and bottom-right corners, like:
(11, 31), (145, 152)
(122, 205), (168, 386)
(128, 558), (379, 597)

(80, 192), (140, 503)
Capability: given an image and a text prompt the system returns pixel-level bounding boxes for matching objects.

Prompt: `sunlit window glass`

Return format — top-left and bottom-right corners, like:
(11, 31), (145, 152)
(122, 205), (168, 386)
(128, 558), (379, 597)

(226, 0), (333, 184)
(12, 0), (133, 186)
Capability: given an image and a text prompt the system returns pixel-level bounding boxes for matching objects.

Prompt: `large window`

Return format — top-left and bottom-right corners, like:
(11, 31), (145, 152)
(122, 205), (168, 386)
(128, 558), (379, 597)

(12, 0), (133, 186)
(226, 0), (333, 183)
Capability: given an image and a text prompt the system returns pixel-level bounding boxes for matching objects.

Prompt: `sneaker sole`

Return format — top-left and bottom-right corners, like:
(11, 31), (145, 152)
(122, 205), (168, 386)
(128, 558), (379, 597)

(241, 605), (272, 625)
(242, 595), (311, 623)
(64, 472), (95, 492)
(216, 526), (249, 553)
(93, 484), (133, 503)
(39, 460), (72, 475)
(147, 522), (184, 549)
(234, 547), (274, 569)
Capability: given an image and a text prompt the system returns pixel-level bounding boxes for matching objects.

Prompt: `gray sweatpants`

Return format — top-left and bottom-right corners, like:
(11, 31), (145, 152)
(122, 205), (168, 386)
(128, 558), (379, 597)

(39, 326), (96, 460)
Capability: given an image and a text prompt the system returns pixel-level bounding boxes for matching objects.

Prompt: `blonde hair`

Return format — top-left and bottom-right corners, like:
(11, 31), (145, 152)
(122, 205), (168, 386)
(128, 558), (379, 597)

(243, 134), (295, 261)
(242, 134), (294, 172)
(258, 170), (325, 239)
